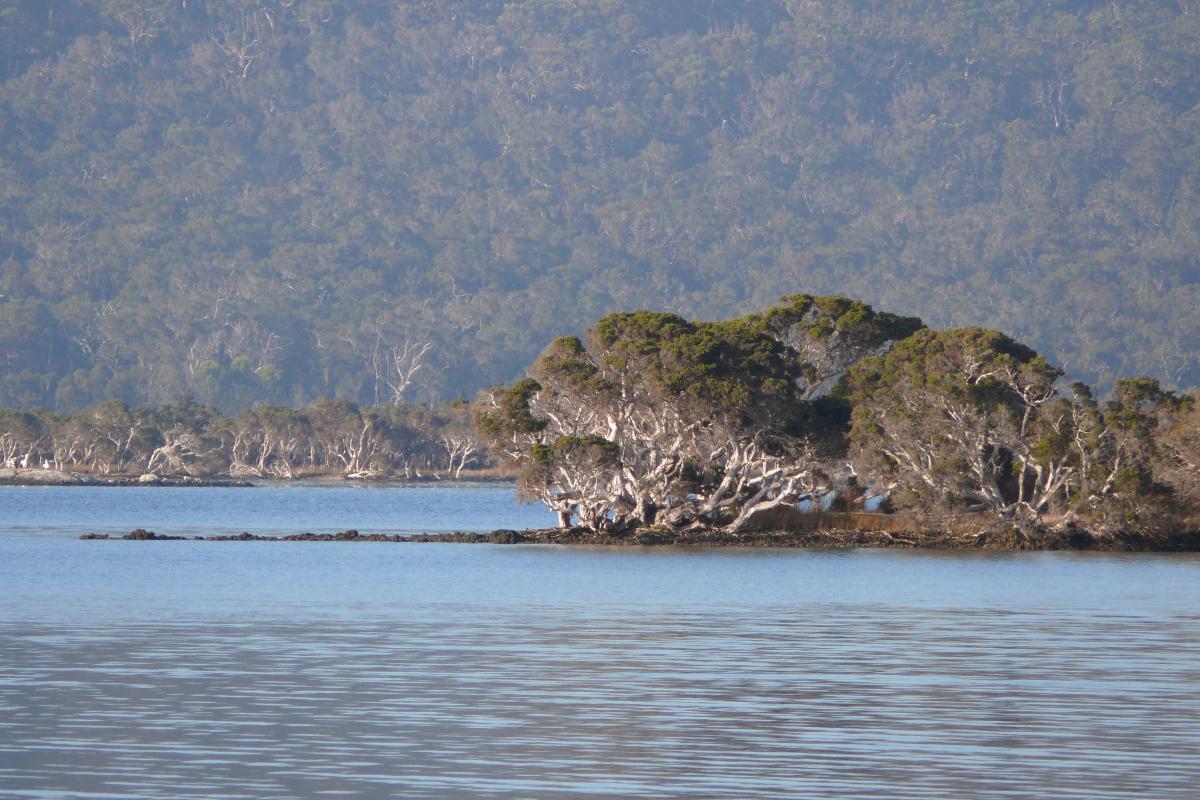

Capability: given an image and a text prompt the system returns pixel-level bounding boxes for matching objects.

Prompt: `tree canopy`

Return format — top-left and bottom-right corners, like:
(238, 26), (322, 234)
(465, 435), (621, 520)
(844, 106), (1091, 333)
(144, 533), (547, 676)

(480, 295), (1199, 533)
(1, 1), (1199, 410)
(475, 295), (921, 531)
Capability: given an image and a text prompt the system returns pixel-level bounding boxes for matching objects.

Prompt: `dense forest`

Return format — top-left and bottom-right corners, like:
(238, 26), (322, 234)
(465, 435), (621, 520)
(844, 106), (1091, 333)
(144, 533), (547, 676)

(1, 1), (1199, 411)
(475, 295), (1200, 538)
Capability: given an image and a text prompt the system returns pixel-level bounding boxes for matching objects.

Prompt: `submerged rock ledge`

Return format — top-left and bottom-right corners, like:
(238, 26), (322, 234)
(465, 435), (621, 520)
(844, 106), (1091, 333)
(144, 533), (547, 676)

(79, 525), (1200, 551)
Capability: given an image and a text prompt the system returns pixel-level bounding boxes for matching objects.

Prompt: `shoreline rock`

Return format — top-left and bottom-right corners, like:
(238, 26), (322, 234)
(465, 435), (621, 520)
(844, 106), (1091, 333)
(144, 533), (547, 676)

(0, 468), (103, 486)
(79, 525), (1200, 551)
(1, 468), (253, 488)
(1, 469), (511, 487)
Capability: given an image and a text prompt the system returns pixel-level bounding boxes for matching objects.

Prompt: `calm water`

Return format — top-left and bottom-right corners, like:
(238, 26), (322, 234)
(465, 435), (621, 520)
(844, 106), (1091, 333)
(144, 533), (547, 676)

(1, 485), (1198, 799)
(0, 481), (557, 538)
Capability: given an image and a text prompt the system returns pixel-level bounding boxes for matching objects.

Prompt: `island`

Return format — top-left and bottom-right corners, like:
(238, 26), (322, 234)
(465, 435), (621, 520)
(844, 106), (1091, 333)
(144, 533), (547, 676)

(471, 295), (1200, 551)
(64, 294), (1200, 552)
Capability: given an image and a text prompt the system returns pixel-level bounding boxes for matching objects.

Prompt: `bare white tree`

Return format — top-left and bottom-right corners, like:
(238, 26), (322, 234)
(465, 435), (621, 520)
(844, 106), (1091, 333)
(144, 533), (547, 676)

(476, 330), (832, 533)
(211, 8), (266, 80)
(112, 2), (166, 52)
(372, 338), (433, 405)
(146, 430), (218, 477)
(441, 433), (478, 478)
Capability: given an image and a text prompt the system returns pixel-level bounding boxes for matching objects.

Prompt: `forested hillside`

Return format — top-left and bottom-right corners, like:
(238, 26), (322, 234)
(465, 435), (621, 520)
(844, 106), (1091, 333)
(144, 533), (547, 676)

(2, 0), (1198, 411)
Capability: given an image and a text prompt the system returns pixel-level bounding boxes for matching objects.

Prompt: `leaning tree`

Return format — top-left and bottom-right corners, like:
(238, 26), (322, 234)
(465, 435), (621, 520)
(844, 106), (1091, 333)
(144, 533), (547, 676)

(845, 327), (1093, 524)
(474, 296), (921, 532)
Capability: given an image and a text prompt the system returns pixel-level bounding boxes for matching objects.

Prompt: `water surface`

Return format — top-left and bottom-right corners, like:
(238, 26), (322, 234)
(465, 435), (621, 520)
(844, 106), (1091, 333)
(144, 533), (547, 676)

(0, 481), (555, 538)
(0, 485), (1197, 799)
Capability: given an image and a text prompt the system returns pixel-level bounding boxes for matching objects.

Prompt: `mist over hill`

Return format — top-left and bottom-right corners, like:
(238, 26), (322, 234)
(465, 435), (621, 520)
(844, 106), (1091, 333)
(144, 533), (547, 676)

(1, 0), (1198, 411)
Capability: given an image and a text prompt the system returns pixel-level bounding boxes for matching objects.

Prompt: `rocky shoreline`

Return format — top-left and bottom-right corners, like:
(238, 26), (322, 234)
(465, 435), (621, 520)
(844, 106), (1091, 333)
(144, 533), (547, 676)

(79, 528), (525, 543)
(0, 468), (254, 487)
(0, 467), (513, 487)
(79, 525), (1200, 551)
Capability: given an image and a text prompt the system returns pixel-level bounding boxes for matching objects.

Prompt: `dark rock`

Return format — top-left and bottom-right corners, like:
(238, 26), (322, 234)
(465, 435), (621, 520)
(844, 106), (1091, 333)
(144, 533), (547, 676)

(1067, 529), (1096, 549)
(78, 517), (1197, 551)
(120, 528), (189, 540)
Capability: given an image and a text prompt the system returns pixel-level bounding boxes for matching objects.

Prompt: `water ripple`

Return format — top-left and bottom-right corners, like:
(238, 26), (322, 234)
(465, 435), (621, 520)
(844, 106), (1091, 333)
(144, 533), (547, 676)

(2, 606), (1198, 799)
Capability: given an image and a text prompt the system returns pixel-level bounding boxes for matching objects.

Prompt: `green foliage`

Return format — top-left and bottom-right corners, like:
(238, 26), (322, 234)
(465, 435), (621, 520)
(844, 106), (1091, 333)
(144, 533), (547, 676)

(761, 295), (924, 346)
(848, 327), (1059, 419)
(532, 336), (613, 397)
(845, 326), (1078, 517)
(473, 378), (546, 441)
(548, 435), (620, 465)
(587, 309), (801, 416)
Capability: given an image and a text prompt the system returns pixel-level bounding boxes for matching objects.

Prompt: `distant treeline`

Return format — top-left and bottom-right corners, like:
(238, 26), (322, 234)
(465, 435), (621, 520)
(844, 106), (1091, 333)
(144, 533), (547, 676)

(0, 399), (485, 479)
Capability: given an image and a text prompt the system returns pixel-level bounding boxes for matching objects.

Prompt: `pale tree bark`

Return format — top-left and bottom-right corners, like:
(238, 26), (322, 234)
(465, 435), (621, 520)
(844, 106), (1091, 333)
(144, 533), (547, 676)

(481, 377), (830, 533)
(211, 9), (266, 80)
(115, 4), (166, 53)
(441, 434), (478, 478)
(856, 352), (1078, 525)
(373, 337), (433, 405)
(0, 433), (19, 468)
(146, 430), (214, 477)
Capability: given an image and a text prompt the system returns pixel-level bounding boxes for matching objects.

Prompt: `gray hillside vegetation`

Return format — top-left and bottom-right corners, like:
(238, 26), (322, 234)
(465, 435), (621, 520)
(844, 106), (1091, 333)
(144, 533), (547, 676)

(1, 1), (1199, 410)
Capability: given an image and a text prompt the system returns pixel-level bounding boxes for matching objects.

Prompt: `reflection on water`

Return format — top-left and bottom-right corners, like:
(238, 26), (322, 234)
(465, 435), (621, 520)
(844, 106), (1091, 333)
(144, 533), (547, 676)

(0, 486), (1198, 798)
(2, 608), (1199, 799)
